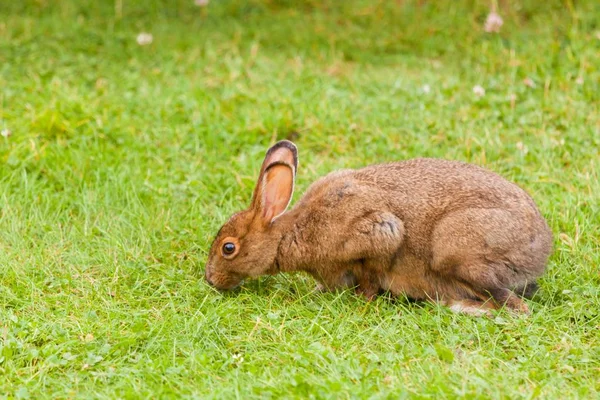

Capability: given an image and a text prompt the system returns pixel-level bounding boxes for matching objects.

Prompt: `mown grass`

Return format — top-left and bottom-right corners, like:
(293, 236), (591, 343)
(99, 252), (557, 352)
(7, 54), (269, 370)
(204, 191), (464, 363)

(0, 0), (599, 398)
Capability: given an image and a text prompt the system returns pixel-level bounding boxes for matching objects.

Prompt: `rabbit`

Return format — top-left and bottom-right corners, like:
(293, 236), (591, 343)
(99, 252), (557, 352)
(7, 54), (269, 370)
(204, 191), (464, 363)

(205, 140), (553, 315)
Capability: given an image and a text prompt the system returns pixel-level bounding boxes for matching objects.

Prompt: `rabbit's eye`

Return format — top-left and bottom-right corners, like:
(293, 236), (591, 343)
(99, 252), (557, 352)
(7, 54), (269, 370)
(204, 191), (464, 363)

(220, 237), (239, 258)
(222, 242), (236, 255)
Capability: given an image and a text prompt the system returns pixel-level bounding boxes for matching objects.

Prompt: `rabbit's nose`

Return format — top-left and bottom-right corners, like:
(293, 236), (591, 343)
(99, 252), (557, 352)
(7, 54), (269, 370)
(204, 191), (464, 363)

(205, 268), (215, 286)
(206, 275), (215, 287)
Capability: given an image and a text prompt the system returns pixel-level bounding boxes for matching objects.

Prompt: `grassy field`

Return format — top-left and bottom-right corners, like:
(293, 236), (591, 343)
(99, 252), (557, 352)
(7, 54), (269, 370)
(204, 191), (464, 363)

(1, 0), (599, 398)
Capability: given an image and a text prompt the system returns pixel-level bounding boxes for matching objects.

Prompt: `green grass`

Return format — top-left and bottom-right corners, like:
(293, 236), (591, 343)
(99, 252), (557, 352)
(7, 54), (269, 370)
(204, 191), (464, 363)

(1, 0), (599, 398)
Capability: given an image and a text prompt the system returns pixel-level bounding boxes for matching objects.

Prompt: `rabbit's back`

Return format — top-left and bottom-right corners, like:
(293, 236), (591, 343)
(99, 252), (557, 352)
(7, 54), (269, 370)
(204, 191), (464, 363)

(355, 158), (536, 213)
(295, 158), (548, 242)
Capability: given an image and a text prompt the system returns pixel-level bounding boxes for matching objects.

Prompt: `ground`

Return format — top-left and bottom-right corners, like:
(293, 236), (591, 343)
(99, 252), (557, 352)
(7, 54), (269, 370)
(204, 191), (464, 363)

(0, 0), (599, 398)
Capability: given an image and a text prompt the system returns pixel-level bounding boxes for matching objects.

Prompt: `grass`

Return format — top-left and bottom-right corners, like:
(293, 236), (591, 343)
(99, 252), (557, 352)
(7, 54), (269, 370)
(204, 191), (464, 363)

(0, 0), (599, 398)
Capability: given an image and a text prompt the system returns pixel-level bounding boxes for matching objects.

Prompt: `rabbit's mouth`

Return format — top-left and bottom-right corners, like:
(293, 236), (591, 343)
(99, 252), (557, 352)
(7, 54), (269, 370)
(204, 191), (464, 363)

(205, 268), (244, 291)
(210, 280), (244, 291)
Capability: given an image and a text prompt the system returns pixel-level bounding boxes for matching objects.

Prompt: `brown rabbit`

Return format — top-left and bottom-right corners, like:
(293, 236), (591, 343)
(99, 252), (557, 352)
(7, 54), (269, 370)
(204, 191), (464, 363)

(205, 140), (553, 315)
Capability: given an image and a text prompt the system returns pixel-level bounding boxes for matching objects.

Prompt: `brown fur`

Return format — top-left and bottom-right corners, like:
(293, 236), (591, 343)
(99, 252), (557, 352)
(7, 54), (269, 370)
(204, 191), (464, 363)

(205, 141), (553, 315)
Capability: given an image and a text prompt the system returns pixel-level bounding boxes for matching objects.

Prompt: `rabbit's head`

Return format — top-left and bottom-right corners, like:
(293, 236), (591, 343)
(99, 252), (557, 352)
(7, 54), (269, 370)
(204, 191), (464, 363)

(205, 141), (298, 290)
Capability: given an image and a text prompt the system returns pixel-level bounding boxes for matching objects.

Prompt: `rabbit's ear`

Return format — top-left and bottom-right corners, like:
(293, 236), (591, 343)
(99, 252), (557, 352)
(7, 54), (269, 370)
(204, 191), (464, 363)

(251, 141), (298, 225)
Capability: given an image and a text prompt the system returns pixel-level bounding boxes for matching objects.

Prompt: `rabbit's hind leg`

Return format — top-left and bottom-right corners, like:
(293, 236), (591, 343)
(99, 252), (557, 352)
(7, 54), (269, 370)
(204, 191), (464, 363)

(443, 298), (497, 317)
(430, 208), (539, 312)
(488, 287), (530, 314)
(442, 288), (530, 316)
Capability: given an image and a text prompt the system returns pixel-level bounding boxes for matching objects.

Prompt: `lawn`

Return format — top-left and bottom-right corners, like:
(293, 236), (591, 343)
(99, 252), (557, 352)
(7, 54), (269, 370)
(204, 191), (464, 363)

(0, 0), (599, 398)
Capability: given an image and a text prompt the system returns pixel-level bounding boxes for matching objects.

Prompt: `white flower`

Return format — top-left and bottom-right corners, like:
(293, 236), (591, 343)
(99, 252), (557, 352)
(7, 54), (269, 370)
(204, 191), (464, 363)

(136, 33), (153, 46)
(575, 77), (584, 85)
(484, 12), (503, 33)
(232, 353), (244, 364)
(1, 129), (11, 138)
(422, 84), (431, 94)
(472, 85), (485, 97)
(195, 0), (209, 5)
(516, 141), (529, 155)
